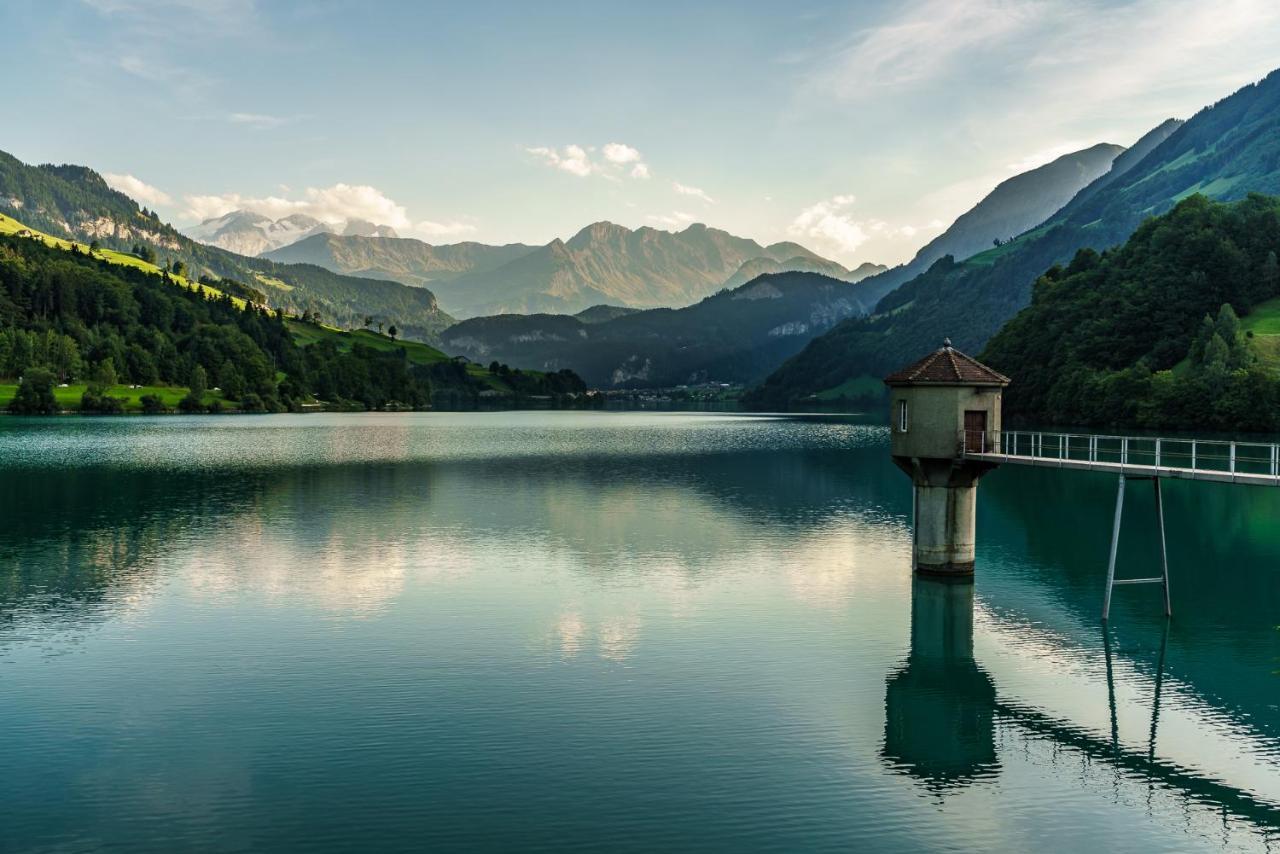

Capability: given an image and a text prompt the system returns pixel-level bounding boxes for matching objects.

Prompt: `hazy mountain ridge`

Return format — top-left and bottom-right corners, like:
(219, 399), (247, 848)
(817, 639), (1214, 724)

(746, 69), (1280, 409)
(0, 151), (454, 342)
(274, 220), (870, 318)
(441, 270), (868, 387)
(185, 210), (400, 257)
(853, 142), (1131, 307)
(264, 232), (538, 287)
(722, 255), (885, 289)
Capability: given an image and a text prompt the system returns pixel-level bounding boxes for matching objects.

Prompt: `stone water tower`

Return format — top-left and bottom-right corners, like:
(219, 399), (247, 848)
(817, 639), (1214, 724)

(884, 340), (1009, 576)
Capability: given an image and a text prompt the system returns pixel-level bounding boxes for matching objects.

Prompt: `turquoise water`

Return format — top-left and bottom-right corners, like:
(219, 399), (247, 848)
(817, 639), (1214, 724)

(0, 412), (1277, 852)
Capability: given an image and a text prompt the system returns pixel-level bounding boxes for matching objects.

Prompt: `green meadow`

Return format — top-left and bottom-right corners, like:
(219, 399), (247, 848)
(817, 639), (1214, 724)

(0, 383), (236, 413)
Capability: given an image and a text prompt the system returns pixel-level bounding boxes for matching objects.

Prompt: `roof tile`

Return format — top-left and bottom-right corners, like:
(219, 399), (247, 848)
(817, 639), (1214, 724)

(884, 341), (1010, 386)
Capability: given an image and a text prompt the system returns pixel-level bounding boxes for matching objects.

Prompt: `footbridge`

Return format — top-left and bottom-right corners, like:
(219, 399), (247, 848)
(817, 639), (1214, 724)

(884, 340), (1279, 619)
(965, 430), (1280, 487)
(963, 430), (1280, 619)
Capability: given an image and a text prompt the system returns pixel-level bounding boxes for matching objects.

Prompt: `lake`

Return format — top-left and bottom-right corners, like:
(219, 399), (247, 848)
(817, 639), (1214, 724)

(1, 412), (1277, 852)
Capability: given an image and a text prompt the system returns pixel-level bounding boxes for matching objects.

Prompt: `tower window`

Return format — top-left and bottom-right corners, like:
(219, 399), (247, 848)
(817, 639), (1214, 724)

(898, 399), (909, 432)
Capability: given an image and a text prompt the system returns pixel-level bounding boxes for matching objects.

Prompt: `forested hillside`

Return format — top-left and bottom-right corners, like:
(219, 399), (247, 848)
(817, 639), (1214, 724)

(0, 235), (585, 413)
(0, 150), (455, 342)
(441, 271), (866, 388)
(746, 69), (1280, 410)
(980, 194), (1280, 431)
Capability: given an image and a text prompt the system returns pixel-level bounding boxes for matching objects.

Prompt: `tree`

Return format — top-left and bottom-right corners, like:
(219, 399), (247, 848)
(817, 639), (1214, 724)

(363, 315), (374, 328)
(89, 239), (101, 253)
(239, 392), (266, 412)
(91, 358), (118, 390)
(219, 359), (245, 400)
(10, 368), (58, 414)
(139, 394), (166, 414)
(171, 260), (187, 278)
(189, 363), (208, 397)
(388, 324), (398, 340)
(180, 364), (208, 412)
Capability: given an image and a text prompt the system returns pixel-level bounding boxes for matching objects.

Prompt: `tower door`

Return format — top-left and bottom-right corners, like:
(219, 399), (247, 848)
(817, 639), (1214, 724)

(964, 410), (987, 453)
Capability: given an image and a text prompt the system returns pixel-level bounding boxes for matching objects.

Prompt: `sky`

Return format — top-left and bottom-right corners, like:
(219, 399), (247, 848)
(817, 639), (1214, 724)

(4, 0), (1280, 267)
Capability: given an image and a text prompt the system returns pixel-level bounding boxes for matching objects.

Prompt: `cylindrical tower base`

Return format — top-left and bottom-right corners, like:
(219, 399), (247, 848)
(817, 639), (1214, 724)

(913, 483), (977, 576)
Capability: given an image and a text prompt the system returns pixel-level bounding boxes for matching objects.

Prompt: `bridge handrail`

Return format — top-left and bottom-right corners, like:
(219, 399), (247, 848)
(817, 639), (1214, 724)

(960, 429), (1280, 478)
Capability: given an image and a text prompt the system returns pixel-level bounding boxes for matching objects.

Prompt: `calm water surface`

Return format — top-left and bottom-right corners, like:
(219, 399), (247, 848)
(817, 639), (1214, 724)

(1, 412), (1277, 852)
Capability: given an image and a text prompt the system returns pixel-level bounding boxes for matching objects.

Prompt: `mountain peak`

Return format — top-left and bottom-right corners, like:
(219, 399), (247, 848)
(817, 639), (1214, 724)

(343, 218), (399, 238)
(566, 221), (631, 248)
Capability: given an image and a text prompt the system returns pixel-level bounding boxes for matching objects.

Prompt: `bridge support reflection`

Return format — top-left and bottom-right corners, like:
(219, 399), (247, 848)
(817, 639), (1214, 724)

(882, 581), (1280, 833)
(882, 577), (998, 788)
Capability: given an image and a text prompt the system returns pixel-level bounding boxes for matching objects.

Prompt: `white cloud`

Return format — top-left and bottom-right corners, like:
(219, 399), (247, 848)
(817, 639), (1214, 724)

(527, 143), (649, 180)
(181, 182), (474, 240)
(647, 211), (697, 229)
(1004, 139), (1102, 173)
(104, 172), (172, 206)
(787, 194), (945, 263)
(673, 181), (715, 205)
(813, 0), (1044, 100)
(415, 219), (478, 238)
(228, 111), (289, 129)
(602, 143), (641, 164)
(788, 194), (868, 258)
(526, 144), (596, 177)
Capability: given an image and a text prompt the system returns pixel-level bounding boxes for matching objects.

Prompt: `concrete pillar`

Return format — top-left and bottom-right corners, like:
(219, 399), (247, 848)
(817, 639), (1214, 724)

(895, 458), (990, 577)
(913, 483), (977, 575)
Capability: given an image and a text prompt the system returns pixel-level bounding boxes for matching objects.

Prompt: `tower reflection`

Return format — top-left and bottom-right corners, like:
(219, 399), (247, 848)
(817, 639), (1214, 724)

(882, 577), (999, 789)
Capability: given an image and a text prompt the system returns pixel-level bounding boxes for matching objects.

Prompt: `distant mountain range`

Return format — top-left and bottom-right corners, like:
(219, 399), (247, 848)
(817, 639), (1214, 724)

(0, 151), (454, 342)
(264, 232), (538, 288)
(854, 142), (1132, 307)
(746, 68), (1280, 409)
(184, 210), (399, 257)
(264, 221), (882, 318)
(441, 271), (870, 388)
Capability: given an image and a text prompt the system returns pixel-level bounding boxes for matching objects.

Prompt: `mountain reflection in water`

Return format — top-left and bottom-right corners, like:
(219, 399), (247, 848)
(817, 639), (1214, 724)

(0, 413), (1276, 852)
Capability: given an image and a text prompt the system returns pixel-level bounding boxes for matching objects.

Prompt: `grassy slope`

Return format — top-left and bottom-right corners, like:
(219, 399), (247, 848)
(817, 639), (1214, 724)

(0, 212), (246, 308)
(2, 211), (549, 401)
(0, 383), (235, 412)
(285, 320), (517, 392)
(1242, 296), (1280, 372)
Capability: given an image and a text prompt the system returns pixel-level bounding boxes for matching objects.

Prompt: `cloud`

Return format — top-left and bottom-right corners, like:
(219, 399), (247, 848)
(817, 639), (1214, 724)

(114, 53), (213, 98)
(673, 182), (715, 204)
(526, 143), (650, 180)
(181, 183), (474, 240)
(788, 194), (945, 263)
(788, 194), (869, 258)
(103, 172), (172, 206)
(228, 112), (290, 129)
(1004, 139), (1101, 173)
(415, 219), (478, 238)
(602, 143), (642, 164)
(647, 211), (697, 229)
(527, 144), (596, 177)
(813, 0), (1044, 99)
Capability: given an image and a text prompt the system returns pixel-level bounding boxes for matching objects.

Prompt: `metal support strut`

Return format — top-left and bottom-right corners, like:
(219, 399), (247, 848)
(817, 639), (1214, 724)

(1102, 474), (1172, 621)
